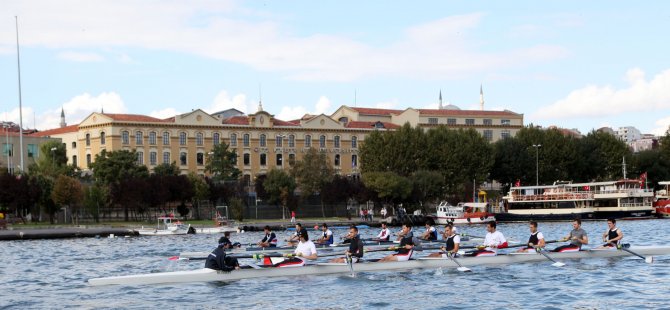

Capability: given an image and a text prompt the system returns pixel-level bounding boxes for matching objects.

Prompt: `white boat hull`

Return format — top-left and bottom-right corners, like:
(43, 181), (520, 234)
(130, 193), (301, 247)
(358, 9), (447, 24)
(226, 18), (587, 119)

(88, 245), (670, 286)
(433, 215), (496, 225)
(138, 229), (189, 236)
(193, 226), (238, 234)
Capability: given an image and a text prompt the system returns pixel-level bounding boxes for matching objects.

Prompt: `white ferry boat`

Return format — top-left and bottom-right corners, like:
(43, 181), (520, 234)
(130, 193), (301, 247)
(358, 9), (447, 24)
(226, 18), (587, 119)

(431, 201), (496, 225)
(138, 216), (195, 236)
(497, 179), (654, 221)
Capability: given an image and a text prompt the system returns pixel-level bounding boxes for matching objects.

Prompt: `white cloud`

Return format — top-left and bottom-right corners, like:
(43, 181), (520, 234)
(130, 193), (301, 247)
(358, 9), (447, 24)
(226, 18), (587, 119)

(533, 68), (670, 120)
(57, 51), (104, 62)
(275, 96), (334, 120)
(148, 108), (180, 120)
(0, 3), (567, 82)
(314, 96), (331, 114)
(651, 116), (670, 136)
(3, 92), (128, 130)
(208, 90), (255, 114)
(374, 100), (399, 110)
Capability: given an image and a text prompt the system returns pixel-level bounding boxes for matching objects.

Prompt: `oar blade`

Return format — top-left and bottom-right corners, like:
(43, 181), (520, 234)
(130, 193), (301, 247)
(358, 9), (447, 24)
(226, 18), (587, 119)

(552, 261), (566, 267)
(645, 256), (654, 264)
(457, 266), (472, 272)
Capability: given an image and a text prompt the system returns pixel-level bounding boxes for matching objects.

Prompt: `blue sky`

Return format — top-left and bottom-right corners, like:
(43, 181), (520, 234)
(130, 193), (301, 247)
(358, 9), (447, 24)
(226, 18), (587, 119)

(1, 1), (669, 136)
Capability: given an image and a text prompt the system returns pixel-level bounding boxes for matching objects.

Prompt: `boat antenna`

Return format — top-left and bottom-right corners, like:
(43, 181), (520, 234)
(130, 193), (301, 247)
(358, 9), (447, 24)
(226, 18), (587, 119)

(15, 16), (25, 173)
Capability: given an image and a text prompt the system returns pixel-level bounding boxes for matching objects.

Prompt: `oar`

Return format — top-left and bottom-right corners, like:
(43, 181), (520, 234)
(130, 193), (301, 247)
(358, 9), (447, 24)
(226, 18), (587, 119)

(618, 244), (653, 263)
(447, 253), (471, 272)
(345, 253), (355, 277)
(535, 248), (565, 267)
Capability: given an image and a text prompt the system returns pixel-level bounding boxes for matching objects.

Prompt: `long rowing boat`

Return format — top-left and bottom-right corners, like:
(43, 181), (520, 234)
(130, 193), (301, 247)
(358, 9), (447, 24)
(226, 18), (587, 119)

(88, 245), (670, 286)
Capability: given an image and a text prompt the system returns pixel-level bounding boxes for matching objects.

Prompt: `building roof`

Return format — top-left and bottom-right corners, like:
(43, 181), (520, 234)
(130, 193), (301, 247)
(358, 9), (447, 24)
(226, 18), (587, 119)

(30, 124), (79, 137)
(103, 113), (173, 123)
(417, 109), (521, 117)
(350, 107), (404, 116)
(272, 119), (300, 127)
(222, 116), (250, 125)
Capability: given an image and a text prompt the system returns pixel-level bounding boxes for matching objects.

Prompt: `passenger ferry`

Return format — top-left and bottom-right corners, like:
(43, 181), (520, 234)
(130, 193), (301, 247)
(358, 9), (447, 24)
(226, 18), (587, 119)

(654, 181), (670, 218)
(497, 179), (654, 221)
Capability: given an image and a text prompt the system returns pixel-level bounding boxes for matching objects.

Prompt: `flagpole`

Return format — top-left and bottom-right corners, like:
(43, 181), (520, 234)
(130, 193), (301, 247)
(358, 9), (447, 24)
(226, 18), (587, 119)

(15, 16), (25, 173)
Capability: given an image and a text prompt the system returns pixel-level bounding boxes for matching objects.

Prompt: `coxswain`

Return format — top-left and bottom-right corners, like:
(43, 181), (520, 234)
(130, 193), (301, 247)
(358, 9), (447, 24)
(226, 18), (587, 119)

(516, 221), (545, 252)
(316, 223), (334, 245)
(205, 240), (240, 271)
(257, 225), (278, 248)
(286, 223), (304, 243)
(552, 218), (588, 252)
(465, 221), (507, 257)
(379, 222), (415, 262)
(274, 230), (318, 267)
(428, 224), (460, 257)
(330, 225), (364, 263)
(420, 221), (438, 241)
(218, 231), (241, 249)
(600, 218), (623, 248)
(373, 222), (392, 242)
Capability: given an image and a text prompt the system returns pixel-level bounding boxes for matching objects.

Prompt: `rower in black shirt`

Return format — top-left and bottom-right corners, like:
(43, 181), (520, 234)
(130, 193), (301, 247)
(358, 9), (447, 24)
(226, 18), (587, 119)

(205, 241), (240, 271)
(428, 224), (460, 257)
(257, 225), (278, 248)
(379, 223), (415, 262)
(330, 225), (364, 263)
(600, 218), (624, 248)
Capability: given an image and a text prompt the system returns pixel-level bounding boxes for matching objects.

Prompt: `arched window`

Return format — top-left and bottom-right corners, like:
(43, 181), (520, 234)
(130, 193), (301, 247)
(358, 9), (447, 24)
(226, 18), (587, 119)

(229, 133), (237, 147)
(122, 131), (129, 144)
(100, 132), (106, 145)
(243, 134), (250, 147)
(351, 136), (358, 148)
(305, 135), (312, 148)
(334, 136), (340, 148)
(85, 133), (91, 146)
(135, 131), (143, 145)
(179, 132), (187, 145)
(319, 135), (326, 148)
(334, 154), (340, 166)
(148, 132), (156, 145)
(276, 135), (283, 147)
(163, 132), (170, 145)
(288, 135), (295, 147)
(213, 133), (220, 145)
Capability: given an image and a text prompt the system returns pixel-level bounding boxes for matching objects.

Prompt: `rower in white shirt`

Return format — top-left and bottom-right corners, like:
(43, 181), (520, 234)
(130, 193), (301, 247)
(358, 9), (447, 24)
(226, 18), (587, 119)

(465, 221), (508, 257)
(374, 223), (391, 242)
(273, 230), (317, 267)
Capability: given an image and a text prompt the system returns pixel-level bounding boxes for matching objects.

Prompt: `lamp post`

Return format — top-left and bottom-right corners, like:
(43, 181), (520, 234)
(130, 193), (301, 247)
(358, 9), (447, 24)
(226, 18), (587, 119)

(532, 144), (541, 186)
(50, 147), (57, 168)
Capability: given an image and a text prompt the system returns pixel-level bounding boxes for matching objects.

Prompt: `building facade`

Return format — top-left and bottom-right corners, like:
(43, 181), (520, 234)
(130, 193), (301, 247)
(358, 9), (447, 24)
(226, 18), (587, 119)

(2, 122), (59, 173)
(32, 103), (524, 180)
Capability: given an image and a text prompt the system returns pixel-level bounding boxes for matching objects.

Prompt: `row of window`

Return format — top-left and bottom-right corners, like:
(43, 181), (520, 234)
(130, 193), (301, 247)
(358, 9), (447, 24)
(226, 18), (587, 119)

(240, 153), (358, 168)
(82, 130), (360, 149)
(2, 144), (41, 158)
(427, 118), (512, 126)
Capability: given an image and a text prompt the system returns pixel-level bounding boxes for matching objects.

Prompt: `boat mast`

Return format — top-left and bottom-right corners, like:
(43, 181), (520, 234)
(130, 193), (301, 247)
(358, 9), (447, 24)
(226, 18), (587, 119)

(622, 156), (627, 179)
(15, 16), (25, 173)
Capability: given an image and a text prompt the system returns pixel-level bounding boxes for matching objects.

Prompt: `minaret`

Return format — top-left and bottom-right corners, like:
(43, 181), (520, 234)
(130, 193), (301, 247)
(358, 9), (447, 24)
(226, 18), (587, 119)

(59, 107), (66, 128)
(257, 84), (264, 112)
(479, 84), (484, 111)
(438, 90), (443, 109)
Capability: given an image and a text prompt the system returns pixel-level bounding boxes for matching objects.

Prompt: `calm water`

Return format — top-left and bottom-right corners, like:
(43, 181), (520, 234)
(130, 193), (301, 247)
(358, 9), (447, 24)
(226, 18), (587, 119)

(2, 220), (670, 309)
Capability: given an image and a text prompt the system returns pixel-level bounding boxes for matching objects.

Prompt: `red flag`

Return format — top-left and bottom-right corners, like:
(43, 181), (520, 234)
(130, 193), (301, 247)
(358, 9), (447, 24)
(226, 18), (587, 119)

(514, 179), (521, 187)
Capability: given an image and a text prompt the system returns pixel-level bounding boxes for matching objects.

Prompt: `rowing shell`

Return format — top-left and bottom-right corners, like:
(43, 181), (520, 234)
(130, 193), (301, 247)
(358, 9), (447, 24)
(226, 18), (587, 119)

(88, 245), (670, 286)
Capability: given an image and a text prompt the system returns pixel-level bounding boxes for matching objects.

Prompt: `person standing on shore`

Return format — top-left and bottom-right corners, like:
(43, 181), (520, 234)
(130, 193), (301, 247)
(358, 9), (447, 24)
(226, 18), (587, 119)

(290, 210), (296, 223)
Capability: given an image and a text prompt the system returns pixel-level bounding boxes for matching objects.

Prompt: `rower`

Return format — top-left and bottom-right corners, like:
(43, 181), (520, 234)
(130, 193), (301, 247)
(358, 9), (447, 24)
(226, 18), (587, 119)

(420, 221), (438, 241)
(286, 223), (304, 243)
(316, 223), (334, 245)
(465, 221), (507, 257)
(373, 222), (392, 242)
(274, 230), (318, 267)
(257, 225), (278, 248)
(218, 231), (242, 249)
(330, 225), (364, 263)
(516, 221), (545, 253)
(428, 224), (460, 257)
(600, 218), (623, 248)
(205, 240), (240, 271)
(379, 222), (415, 262)
(552, 218), (588, 252)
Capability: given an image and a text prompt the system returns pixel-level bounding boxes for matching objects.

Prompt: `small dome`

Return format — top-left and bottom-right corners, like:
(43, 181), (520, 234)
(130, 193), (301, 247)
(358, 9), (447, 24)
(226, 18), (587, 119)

(443, 104), (461, 110)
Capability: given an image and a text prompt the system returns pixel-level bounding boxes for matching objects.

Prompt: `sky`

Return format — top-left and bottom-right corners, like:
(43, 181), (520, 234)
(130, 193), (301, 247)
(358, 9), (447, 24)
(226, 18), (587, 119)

(1, 1), (669, 136)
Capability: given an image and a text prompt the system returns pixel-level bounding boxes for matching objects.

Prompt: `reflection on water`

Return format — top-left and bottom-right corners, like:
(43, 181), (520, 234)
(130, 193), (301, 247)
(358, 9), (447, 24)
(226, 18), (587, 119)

(1, 219), (669, 309)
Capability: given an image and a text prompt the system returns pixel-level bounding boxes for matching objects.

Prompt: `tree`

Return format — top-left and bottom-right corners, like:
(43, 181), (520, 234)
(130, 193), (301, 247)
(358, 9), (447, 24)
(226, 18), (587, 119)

(205, 143), (241, 182)
(153, 162), (180, 176)
(409, 170), (445, 208)
(83, 183), (106, 223)
(29, 140), (71, 177)
(263, 169), (296, 220)
(187, 172), (210, 220)
(575, 130), (631, 181)
(51, 175), (84, 224)
(291, 148), (334, 217)
(91, 150), (149, 221)
(362, 171), (412, 204)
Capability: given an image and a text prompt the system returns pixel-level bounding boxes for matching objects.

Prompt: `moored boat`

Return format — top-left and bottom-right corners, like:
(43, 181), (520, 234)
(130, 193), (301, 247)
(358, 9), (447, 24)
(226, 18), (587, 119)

(497, 179), (654, 221)
(88, 245), (670, 286)
(654, 181), (670, 218)
(138, 217), (194, 236)
(431, 201), (496, 225)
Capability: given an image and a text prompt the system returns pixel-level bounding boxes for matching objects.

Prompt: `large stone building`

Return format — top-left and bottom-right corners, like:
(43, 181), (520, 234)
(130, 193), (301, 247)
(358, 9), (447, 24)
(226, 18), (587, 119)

(1, 121), (59, 173)
(32, 101), (524, 181)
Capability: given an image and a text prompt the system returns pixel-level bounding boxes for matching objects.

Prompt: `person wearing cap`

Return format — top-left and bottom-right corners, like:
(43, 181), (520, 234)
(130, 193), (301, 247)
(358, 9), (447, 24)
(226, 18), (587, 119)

(316, 223), (334, 245)
(218, 231), (241, 249)
(286, 223), (304, 243)
(275, 230), (318, 267)
(205, 241), (240, 271)
(257, 225), (278, 248)
(330, 225), (364, 263)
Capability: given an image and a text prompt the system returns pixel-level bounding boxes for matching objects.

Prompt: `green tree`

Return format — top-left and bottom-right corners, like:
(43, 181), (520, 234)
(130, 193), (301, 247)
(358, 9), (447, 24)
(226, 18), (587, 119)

(362, 171), (412, 204)
(575, 130), (631, 181)
(410, 170), (445, 208)
(51, 175), (84, 224)
(29, 140), (71, 177)
(83, 183), (106, 223)
(291, 148), (334, 217)
(633, 149), (670, 187)
(263, 169), (296, 220)
(187, 172), (210, 220)
(205, 143), (241, 182)
(153, 162), (180, 176)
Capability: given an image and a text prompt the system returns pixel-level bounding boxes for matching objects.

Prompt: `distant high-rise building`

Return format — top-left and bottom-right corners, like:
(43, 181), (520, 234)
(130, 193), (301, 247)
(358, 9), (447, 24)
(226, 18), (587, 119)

(616, 126), (641, 143)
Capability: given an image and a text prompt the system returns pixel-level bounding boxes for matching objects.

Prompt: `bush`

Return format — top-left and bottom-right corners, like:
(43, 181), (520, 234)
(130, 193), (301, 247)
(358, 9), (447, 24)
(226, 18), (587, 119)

(230, 198), (244, 222)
